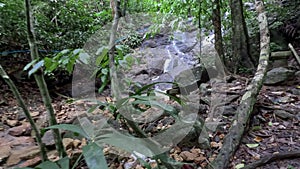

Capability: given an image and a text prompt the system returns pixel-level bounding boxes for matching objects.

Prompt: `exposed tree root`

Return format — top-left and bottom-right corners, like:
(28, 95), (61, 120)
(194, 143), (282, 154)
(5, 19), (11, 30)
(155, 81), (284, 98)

(243, 151), (300, 169)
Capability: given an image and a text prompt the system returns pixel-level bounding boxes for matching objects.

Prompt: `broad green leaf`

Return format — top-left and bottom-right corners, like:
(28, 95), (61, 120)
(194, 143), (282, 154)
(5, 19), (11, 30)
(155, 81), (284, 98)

(46, 124), (89, 138)
(246, 143), (259, 148)
(57, 157), (69, 169)
(96, 132), (156, 157)
(95, 47), (108, 66)
(35, 161), (61, 169)
(43, 57), (53, 69)
(82, 143), (108, 169)
(28, 60), (44, 76)
(79, 117), (96, 139)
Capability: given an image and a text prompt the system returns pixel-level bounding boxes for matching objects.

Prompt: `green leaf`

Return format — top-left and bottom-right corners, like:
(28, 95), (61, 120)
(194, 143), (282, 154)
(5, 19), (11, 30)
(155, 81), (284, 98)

(46, 124), (89, 138)
(35, 161), (61, 169)
(82, 143), (108, 169)
(235, 163), (245, 169)
(28, 60), (44, 76)
(246, 143), (259, 148)
(73, 48), (82, 55)
(87, 105), (99, 113)
(95, 47), (108, 66)
(43, 57), (53, 68)
(101, 68), (108, 75)
(57, 157), (69, 169)
(23, 59), (38, 71)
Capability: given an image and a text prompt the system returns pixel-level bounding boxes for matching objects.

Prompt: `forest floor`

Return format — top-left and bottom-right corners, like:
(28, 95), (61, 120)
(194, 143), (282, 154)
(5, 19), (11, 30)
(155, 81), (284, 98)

(0, 53), (300, 169)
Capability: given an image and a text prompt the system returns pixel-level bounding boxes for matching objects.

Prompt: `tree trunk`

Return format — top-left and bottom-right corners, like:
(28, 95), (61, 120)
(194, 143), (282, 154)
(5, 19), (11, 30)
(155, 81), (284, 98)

(208, 0), (270, 168)
(212, 0), (225, 64)
(230, 0), (255, 73)
(24, 0), (66, 158)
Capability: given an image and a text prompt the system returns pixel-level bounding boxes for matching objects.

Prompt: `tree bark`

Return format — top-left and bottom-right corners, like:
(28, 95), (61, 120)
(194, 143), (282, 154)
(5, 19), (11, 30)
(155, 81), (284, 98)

(24, 0), (66, 158)
(212, 0), (225, 64)
(230, 0), (255, 73)
(208, 1), (270, 168)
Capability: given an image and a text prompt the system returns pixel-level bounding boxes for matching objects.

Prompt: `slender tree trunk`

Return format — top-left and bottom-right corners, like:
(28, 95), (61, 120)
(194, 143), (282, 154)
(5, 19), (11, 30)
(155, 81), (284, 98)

(230, 0), (255, 73)
(24, 0), (66, 158)
(0, 65), (48, 161)
(212, 0), (225, 64)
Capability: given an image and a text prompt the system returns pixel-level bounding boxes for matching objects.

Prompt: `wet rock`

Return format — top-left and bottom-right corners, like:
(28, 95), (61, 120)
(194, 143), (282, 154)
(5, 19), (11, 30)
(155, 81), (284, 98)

(264, 67), (295, 85)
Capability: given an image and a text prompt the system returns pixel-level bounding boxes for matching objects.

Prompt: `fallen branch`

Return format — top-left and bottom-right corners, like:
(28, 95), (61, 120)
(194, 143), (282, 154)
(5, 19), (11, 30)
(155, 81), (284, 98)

(288, 43), (300, 66)
(207, 1), (270, 168)
(243, 151), (300, 169)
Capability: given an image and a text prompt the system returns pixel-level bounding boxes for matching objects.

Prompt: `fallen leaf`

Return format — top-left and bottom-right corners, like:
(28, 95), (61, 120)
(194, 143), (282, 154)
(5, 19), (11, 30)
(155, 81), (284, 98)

(235, 163), (245, 169)
(254, 136), (263, 142)
(180, 151), (198, 161)
(210, 141), (222, 148)
(63, 138), (74, 149)
(246, 143), (259, 148)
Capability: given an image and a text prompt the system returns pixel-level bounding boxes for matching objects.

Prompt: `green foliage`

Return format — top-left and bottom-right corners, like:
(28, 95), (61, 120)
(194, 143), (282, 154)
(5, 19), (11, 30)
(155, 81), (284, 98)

(24, 49), (80, 77)
(0, 0), (27, 50)
(1, 0), (111, 50)
(33, 0), (107, 49)
(82, 143), (108, 169)
(92, 44), (137, 93)
(44, 49), (80, 74)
